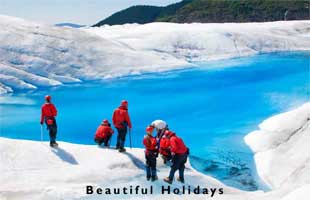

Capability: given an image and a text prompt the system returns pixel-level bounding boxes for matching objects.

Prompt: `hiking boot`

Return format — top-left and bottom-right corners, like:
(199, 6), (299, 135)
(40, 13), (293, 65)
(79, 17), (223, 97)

(119, 148), (126, 152)
(177, 177), (185, 183)
(50, 142), (58, 147)
(163, 177), (173, 184)
(115, 146), (120, 150)
(146, 176), (151, 181)
(151, 176), (158, 182)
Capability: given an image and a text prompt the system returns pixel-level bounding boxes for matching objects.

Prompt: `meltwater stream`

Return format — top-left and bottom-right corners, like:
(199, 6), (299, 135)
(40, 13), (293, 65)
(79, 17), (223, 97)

(0, 52), (309, 191)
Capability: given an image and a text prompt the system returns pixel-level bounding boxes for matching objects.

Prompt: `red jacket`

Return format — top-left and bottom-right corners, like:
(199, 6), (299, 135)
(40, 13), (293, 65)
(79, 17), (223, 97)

(159, 136), (171, 156)
(112, 106), (132, 129)
(95, 124), (114, 139)
(170, 135), (187, 155)
(143, 135), (158, 155)
(40, 103), (57, 123)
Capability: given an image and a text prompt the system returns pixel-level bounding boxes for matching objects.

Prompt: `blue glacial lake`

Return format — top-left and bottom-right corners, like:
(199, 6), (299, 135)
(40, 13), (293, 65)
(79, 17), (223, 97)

(0, 51), (309, 191)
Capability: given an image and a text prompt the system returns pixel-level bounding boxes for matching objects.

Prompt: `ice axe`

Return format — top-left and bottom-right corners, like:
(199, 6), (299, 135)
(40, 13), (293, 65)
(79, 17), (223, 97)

(40, 124), (44, 142)
(129, 128), (132, 149)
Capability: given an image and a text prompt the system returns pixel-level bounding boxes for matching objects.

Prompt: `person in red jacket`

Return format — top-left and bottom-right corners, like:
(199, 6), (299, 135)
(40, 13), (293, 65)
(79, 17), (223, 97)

(94, 119), (114, 147)
(159, 134), (172, 164)
(112, 100), (132, 152)
(40, 95), (58, 147)
(143, 126), (158, 181)
(163, 130), (189, 184)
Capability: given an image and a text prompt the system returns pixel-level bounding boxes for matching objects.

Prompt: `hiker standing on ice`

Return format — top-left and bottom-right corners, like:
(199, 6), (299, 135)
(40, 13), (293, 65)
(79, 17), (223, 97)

(163, 130), (189, 184)
(143, 126), (158, 181)
(150, 120), (168, 139)
(40, 95), (58, 147)
(112, 100), (132, 152)
(94, 119), (114, 147)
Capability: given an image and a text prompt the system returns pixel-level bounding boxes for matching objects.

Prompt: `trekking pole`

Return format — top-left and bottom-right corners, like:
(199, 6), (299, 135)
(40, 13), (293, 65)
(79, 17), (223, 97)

(40, 125), (43, 142)
(129, 128), (132, 149)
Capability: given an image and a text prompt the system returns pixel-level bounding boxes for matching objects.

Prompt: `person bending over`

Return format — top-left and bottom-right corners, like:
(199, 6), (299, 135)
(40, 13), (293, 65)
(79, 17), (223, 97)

(159, 133), (172, 164)
(94, 119), (114, 147)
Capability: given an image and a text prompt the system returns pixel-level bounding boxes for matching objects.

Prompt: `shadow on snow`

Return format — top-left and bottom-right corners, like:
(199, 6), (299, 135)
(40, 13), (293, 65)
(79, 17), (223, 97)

(123, 151), (145, 170)
(51, 147), (79, 165)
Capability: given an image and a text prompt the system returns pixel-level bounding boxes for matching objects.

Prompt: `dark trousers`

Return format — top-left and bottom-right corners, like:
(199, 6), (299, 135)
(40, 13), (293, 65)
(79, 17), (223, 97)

(95, 135), (112, 146)
(116, 128), (127, 149)
(46, 118), (57, 143)
(169, 154), (188, 180)
(145, 154), (157, 178)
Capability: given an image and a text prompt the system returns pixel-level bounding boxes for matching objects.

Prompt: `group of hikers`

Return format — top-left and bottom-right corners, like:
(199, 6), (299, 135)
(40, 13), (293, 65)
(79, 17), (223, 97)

(143, 121), (190, 184)
(94, 100), (131, 152)
(40, 96), (189, 184)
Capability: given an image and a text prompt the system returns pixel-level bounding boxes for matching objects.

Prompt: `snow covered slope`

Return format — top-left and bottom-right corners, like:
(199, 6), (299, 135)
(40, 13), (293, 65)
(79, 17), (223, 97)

(0, 138), (243, 200)
(245, 103), (310, 200)
(0, 14), (309, 94)
(0, 15), (188, 94)
(85, 21), (310, 62)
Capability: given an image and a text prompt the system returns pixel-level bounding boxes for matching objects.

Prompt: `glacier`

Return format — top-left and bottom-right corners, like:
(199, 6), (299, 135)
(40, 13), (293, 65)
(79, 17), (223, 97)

(244, 103), (310, 200)
(0, 103), (309, 199)
(0, 14), (309, 94)
(1, 15), (309, 199)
